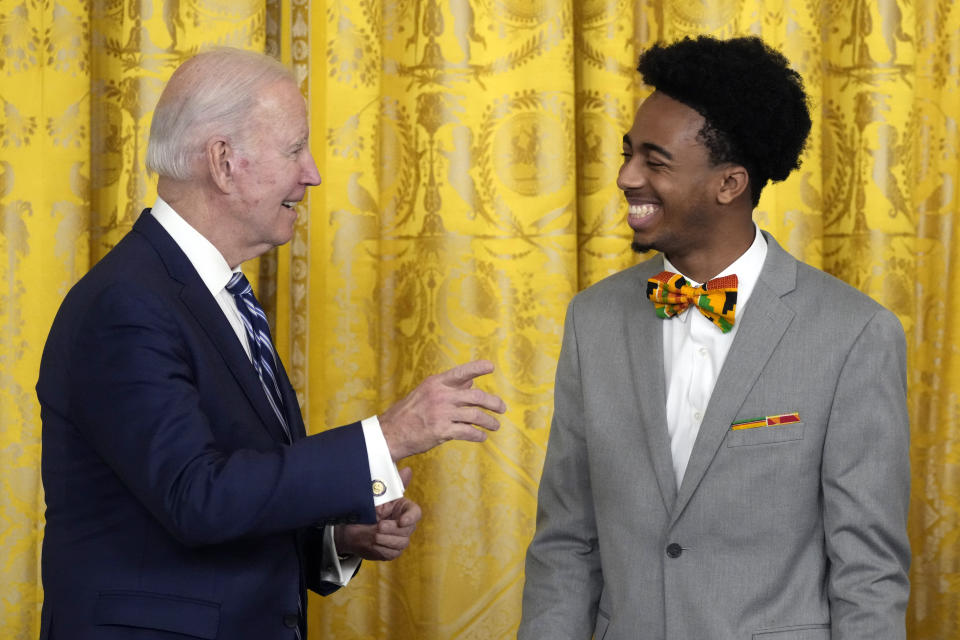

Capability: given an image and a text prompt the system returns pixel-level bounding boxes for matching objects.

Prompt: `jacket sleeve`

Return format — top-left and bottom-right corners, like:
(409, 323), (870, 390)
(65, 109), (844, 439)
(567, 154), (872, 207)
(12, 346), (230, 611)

(63, 282), (376, 547)
(821, 308), (911, 639)
(519, 300), (604, 639)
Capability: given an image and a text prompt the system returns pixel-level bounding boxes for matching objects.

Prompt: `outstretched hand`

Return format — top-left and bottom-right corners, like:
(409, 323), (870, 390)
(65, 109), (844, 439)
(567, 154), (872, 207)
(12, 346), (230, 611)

(378, 359), (507, 461)
(335, 467), (421, 562)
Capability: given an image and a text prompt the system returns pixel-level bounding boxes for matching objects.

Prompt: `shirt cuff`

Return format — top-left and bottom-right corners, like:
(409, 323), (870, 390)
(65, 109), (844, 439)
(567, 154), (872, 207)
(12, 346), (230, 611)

(361, 415), (405, 506)
(319, 526), (360, 586)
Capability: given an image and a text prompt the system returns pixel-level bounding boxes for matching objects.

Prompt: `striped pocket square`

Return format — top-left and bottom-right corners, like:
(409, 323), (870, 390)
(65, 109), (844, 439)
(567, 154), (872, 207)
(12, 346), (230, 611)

(731, 412), (800, 431)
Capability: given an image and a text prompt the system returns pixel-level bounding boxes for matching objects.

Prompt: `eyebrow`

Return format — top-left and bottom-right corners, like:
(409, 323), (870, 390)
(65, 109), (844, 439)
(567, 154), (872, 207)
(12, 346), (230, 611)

(622, 134), (674, 161)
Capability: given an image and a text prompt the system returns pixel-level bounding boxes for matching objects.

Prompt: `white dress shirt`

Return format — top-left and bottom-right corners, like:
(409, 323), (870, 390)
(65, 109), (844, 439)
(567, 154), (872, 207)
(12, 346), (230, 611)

(662, 224), (767, 487)
(150, 198), (404, 584)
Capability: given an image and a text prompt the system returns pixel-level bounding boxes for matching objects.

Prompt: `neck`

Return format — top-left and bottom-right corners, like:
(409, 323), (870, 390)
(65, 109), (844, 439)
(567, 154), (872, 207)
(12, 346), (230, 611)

(157, 178), (254, 269)
(667, 222), (755, 283)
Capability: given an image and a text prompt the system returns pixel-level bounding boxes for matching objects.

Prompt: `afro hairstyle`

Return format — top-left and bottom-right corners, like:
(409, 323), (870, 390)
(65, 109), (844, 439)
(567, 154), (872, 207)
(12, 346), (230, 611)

(636, 35), (812, 207)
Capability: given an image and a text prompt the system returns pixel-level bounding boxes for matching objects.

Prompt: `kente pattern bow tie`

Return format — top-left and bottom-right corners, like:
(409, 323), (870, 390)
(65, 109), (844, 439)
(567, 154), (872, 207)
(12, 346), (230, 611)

(646, 271), (738, 333)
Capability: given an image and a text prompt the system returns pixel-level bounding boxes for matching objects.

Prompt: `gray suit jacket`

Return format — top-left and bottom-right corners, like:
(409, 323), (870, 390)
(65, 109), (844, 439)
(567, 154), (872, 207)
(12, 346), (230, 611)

(519, 232), (910, 640)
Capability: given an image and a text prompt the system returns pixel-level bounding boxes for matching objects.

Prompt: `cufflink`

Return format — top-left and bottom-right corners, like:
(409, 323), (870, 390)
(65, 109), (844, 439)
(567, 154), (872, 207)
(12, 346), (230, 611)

(372, 479), (386, 497)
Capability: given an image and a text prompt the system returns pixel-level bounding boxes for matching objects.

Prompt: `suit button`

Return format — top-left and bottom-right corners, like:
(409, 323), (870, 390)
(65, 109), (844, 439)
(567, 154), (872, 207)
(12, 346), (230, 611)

(666, 543), (683, 558)
(282, 613), (300, 628)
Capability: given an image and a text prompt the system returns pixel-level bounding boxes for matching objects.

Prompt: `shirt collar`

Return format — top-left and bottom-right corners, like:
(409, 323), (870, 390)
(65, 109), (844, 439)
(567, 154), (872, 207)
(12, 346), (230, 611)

(149, 197), (239, 297)
(662, 223), (768, 321)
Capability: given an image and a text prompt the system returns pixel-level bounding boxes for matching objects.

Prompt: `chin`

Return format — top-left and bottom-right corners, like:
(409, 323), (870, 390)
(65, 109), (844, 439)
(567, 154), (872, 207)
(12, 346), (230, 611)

(280, 215), (299, 237)
(271, 225), (296, 247)
(631, 231), (659, 255)
(277, 230), (295, 246)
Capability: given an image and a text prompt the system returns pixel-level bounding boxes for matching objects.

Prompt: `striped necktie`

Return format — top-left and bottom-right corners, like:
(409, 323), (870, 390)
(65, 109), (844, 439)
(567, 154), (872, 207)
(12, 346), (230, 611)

(225, 272), (292, 443)
(226, 273), (303, 638)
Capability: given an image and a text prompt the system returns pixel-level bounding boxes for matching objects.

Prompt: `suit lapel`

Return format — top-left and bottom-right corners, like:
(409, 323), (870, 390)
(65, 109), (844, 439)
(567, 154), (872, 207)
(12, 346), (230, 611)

(626, 258), (678, 512)
(669, 233), (798, 525)
(133, 210), (294, 444)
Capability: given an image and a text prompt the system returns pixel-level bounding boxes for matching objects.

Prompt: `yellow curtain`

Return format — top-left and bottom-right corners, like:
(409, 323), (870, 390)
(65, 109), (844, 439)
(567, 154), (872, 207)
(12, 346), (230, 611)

(1, 1), (958, 638)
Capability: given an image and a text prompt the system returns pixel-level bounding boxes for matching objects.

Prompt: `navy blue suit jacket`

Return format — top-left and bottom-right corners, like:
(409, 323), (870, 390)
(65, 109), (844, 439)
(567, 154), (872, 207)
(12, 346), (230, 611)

(37, 210), (377, 639)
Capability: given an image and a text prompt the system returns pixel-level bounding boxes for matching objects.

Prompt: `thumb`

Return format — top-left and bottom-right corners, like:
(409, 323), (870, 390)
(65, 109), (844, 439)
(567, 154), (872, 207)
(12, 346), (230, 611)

(398, 466), (414, 489)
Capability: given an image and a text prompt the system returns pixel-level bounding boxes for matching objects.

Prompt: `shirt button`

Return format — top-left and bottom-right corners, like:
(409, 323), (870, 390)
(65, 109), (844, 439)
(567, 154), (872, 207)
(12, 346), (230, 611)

(666, 543), (683, 558)
(282, 613), (300, 628)
(698, 347), (708, 357)
(694, 411), (703, 422)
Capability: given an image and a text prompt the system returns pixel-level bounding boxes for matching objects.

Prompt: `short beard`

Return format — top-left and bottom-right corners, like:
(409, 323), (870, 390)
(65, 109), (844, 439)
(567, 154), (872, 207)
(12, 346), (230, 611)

(631, 241), (656, 255)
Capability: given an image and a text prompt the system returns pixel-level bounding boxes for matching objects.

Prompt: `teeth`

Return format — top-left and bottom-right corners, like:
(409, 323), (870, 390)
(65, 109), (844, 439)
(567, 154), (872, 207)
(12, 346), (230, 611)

(282, 201), (296, 209)
(628, 203), (659, 218)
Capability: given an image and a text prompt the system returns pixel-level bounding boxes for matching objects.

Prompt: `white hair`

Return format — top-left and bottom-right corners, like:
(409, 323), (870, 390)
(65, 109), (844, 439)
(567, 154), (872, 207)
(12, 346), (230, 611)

(145, 48), (295, 180)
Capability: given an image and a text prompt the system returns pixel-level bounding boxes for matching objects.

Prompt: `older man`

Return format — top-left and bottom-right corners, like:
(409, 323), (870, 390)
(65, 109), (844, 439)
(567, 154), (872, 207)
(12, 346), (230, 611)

(37, 48), (505, 639)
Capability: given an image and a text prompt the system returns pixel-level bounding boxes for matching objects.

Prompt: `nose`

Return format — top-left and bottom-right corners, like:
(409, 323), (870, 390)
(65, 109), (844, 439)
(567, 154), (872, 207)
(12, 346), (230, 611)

(301, 148), (321, 186)
(616, 156), (645, 191)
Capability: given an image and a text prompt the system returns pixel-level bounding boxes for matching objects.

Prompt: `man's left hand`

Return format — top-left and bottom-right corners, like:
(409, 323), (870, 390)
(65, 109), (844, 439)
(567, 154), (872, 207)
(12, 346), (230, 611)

(335, 467), (421, 561)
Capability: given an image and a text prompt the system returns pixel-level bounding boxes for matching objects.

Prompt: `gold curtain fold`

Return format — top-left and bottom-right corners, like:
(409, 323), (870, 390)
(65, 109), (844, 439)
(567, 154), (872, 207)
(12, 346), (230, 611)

(1, 1), (958, 638)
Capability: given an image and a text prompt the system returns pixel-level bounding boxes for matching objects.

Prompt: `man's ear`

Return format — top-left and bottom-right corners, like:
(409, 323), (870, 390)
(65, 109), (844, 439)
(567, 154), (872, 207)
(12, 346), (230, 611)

(716, 164), (749, 205)
(206, 138), (234, 193)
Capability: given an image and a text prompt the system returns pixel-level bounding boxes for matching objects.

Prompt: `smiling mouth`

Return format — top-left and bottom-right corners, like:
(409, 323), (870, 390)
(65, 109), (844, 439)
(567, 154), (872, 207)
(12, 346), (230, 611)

(282, 201), (297, 209)
(628, 203), (660, 219)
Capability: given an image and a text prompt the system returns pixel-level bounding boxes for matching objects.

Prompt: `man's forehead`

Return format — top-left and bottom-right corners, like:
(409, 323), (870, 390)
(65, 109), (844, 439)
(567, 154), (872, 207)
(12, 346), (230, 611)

(248, 85), (308, 129)
(628, 92), (704, 144)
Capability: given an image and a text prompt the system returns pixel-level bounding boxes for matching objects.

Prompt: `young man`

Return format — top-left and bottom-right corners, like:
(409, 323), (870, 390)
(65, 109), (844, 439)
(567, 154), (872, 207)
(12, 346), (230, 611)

(37, 48), (506, 639)
(520, 36), (909, 640)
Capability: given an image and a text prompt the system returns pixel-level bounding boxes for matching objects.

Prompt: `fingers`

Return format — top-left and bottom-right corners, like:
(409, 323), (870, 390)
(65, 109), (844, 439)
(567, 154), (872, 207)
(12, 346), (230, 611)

(379, 358), (507, 459)
(391, 498), (422, 528)
(376, 496), (421, 525)
(337, 522), (414, 561)
(366, 533), (411, 560)
(344, 498), (422, 562)
(376, 519), (417, 539)
(452, 405), (502, 431)
(371, 527), (413, 548)
(376, 498), (422, 526)
(458, 387), (507, 414)
(374, 501), (395, 521)
(438, 359), (495, 388)
(368, 502), (421, 559)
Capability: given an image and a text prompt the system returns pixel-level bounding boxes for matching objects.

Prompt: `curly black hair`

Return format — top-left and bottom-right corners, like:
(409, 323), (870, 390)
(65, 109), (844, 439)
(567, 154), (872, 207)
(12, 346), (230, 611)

(637, 36), (811, 207)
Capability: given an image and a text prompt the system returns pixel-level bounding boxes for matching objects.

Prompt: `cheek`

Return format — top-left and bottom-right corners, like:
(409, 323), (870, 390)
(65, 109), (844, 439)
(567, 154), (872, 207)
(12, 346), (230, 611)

(254, 169), (278, 187)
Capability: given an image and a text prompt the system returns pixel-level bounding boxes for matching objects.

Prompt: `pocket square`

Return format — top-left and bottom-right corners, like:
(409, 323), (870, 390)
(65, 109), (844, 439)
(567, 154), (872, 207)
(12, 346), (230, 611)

(731, 412), (800, 431)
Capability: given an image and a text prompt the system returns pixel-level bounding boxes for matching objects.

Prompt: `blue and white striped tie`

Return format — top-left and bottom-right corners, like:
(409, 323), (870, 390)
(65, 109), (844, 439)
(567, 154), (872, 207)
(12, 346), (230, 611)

(225, 272), (292, 444)
(226, 273), (303, 637)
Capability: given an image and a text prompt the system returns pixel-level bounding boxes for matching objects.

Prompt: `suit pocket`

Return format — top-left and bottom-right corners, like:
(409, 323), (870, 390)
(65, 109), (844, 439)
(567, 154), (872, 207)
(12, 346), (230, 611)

(726, 421), (805, 447)
(95, 590), (220, 639)
(593, 607), (610, 640)
(752, 622), (829, 639)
